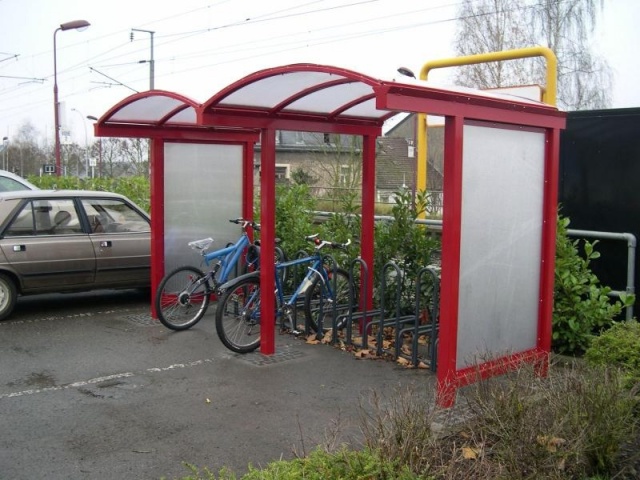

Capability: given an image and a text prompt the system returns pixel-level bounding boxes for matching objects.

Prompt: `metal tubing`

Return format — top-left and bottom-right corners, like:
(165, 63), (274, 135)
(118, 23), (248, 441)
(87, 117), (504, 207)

(567, 229), (636, 320)
(415, 47), (558, 197)
(312, 212), (637, 320)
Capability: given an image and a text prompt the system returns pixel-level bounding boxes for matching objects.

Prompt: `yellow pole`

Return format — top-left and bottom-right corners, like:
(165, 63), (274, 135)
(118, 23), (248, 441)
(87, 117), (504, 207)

(415, 46), (558, 197)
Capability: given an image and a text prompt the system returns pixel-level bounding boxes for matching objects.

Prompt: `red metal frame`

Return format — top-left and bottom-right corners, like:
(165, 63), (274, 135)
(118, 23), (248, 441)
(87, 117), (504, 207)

(361, 135), (377, 312)
(149, 137), (164, 318)
(93, 65), (565, 403)
(146, 138), (259, 318)
(433, 116), (560, 407)
(259, 129), (277, 355)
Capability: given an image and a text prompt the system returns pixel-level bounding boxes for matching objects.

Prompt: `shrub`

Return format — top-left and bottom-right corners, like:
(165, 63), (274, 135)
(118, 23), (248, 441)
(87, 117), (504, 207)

(27, 175), (150, 212)
(358, 365), (638, 480)
(254, 183), (318, 259)
(585, 319), (640, 389)
(552, 214), (633, 355)
(373, 189), (440, 315)
(316, 189), (361, 265)
(174, 448), (426, 480)
(359, 385), (441, 475)
(460, 363), (638, 479)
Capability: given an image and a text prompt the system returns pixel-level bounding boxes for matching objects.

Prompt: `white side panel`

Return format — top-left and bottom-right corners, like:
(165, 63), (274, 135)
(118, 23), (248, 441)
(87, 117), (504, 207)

(163, 143), (243, 272)
(456, 125), (545, 369)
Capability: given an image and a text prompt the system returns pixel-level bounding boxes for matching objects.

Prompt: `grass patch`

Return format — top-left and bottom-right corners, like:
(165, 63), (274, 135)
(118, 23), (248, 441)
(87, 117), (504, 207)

(170, 363), (639, 480)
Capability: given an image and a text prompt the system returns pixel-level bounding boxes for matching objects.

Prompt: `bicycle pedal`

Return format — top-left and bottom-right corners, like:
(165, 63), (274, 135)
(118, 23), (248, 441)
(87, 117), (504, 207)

(335, 318), (347, 330)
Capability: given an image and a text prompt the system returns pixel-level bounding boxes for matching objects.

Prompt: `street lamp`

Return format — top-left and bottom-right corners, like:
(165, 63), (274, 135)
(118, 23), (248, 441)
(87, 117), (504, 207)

(53, 19), (90, 177)
(2, 137), (7, 171)
(86, 115), (102, 177)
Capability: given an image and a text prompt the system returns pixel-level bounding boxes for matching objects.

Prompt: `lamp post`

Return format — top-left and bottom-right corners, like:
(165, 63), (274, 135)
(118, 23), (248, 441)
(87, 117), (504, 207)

(71, 108), (88, 176)
(2, 137), (7, 171)
(86, 115), (102, 178)
(53, 19), (90, 177)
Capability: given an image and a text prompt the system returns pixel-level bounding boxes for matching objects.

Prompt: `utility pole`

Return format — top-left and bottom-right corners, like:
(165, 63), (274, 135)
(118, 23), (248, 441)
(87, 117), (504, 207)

(130, 28), (155, 90)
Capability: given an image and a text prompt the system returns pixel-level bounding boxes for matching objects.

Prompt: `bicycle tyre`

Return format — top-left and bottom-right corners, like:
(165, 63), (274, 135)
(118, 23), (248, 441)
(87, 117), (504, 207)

(215, 276), (262, 353)
(155, 266), (211, 330)
(303, 268), (354, 332)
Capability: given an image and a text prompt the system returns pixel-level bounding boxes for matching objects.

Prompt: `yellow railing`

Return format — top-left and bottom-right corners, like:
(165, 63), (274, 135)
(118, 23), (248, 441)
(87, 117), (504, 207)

(416, 46), (558, 194)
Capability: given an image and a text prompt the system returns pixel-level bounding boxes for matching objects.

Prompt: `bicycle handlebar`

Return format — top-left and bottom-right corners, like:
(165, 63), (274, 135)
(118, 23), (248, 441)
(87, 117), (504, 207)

(229, 218), (260, 231)
(305, 234), (351, 250)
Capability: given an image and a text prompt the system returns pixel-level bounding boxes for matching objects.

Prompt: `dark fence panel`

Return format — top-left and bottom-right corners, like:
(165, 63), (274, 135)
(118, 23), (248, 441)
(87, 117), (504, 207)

(559, 108), (640, 303)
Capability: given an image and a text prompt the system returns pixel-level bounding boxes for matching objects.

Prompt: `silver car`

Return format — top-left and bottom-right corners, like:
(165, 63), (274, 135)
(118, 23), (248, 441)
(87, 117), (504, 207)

(0, 170), (39, 192)
(0, 190), (150, 320)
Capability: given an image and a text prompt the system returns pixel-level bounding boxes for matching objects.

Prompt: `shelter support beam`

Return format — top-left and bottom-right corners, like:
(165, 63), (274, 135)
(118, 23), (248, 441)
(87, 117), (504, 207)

(243, 142), (255, 228)
(150, 138), (165, 318)
(538, 128), (561, 353)
(361, 134), (376, 312)
(259, 128), (277, 354)
(437, 115), (464, 408)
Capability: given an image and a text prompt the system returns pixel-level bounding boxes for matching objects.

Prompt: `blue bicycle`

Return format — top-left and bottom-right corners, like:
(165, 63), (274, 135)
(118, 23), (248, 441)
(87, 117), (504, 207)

(214, 234), (354, 353)
(155, 218), (273, 330)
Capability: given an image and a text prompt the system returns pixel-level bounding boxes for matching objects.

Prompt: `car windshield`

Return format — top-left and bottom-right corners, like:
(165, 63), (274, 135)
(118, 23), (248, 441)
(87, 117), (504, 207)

(0, 176), (34, 192)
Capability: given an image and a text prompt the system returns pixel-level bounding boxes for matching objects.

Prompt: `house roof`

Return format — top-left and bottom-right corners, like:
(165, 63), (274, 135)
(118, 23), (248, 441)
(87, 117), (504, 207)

(376, 137), (414, 190)
(376, 136), (444, 191)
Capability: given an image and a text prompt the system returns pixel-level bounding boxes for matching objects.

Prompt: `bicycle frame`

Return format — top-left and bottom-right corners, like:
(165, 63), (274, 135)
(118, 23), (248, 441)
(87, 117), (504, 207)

(202, 233), (251, 288)
(274, 254), (330, 310)
(216, 235), (349, 334)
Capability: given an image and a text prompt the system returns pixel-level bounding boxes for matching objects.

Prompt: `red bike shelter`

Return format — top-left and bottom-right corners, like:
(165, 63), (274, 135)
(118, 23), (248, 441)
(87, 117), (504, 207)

(93, 63), (566, 406)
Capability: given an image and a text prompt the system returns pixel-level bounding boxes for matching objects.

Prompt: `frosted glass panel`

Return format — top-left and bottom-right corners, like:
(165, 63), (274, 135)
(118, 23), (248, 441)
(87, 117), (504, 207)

(456, 125), (545, 369)
(163, 143), (243, 272)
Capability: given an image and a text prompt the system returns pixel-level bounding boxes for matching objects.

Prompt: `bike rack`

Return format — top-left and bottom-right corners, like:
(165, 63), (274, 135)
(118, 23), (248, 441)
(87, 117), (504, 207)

(313, 253), (343, 339)
(279, 249), (309, 334)
(396, 266), (440, 371)
(333, 259), (440, 371)
(341, 257), (372, 346)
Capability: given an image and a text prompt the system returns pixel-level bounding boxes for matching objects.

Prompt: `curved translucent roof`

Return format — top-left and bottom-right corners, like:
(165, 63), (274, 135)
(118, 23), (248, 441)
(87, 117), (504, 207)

(99, 90), (199, 127)
(200, 64), (396, 127)
(94, 63), (563, 136)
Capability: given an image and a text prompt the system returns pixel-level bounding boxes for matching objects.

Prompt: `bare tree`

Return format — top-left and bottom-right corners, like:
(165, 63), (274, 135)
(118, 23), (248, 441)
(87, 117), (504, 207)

(453, 0), (611, 110)
(121, 138), (149, 178)
(13, 121), (48, 177)
(531, 0), (611, 109)
(454, 0), (534, 88)
(98, 137), (126, 178)
(313, 133), (363, 196)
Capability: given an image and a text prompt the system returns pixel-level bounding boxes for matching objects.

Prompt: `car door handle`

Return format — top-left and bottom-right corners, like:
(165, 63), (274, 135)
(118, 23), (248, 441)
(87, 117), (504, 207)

(100, 241), (112, 248)
(12, 245), (26, 252)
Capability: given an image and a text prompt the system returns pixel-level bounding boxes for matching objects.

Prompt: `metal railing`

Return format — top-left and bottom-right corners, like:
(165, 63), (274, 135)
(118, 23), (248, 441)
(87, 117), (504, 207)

(312, 212), (637, 320)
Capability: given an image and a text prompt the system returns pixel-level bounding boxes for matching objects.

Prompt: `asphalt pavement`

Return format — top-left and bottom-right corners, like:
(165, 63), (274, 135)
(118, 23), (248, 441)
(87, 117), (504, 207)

(0, 290), (438, 479)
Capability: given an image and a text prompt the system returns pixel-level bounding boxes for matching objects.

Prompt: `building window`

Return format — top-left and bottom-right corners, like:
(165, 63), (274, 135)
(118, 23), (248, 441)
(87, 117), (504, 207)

(275, 164), (290, 182)
(339, 165), (351, 186)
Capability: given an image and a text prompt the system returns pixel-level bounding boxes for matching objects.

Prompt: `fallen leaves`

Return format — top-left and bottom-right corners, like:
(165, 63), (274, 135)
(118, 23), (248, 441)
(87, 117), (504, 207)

(537, 435), (567, 453)
(296, 321), (435, 370)
(462, 446), (482, 460)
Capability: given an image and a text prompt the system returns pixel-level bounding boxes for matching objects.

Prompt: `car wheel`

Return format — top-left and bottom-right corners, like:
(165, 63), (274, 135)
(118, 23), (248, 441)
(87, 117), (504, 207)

(0, 273), (17, 321)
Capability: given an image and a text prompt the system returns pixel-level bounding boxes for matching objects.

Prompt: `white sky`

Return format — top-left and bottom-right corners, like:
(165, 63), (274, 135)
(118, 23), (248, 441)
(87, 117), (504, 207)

(0, 0), (638, 146)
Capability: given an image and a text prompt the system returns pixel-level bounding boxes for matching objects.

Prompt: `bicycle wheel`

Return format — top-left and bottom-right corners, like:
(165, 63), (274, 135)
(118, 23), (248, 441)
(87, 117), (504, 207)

(243, 244), (287, 284)
(303, 268), (354, 332)
(155, 266), (211, 330)
(215, 276), (262, 353)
